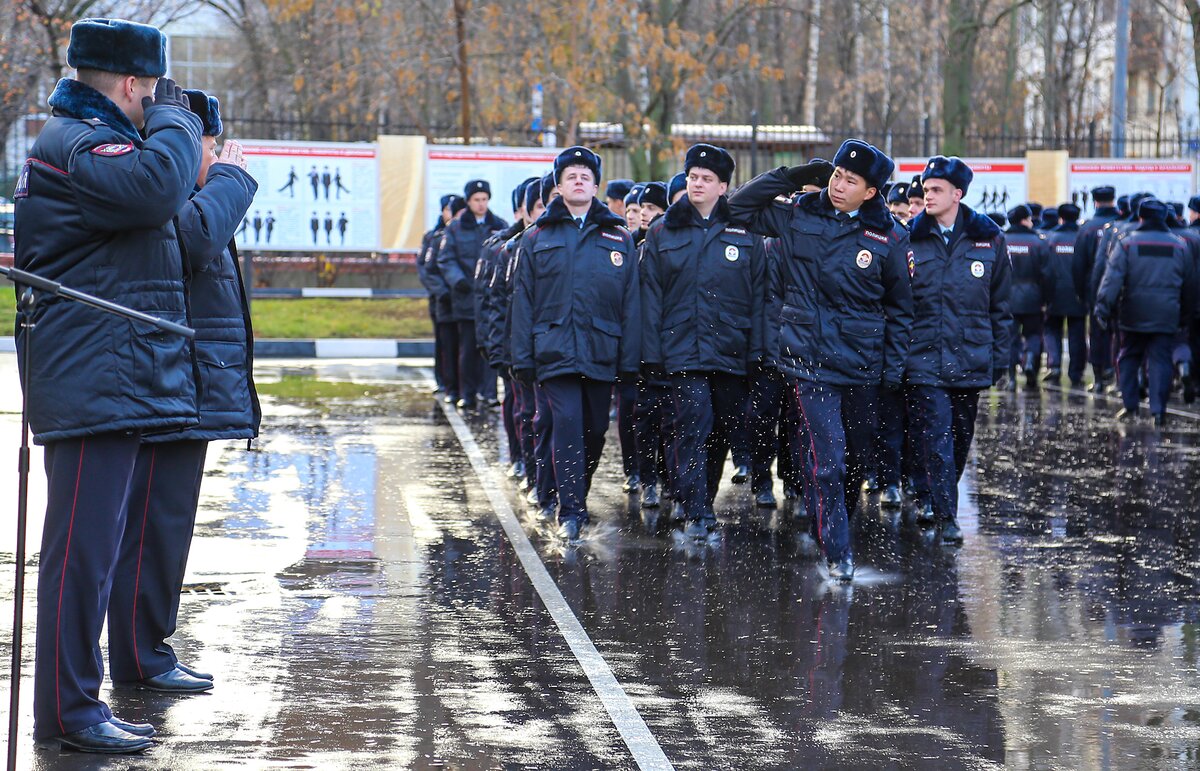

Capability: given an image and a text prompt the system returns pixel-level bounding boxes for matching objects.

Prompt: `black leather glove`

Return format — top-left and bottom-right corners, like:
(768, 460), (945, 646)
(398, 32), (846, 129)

(641, 363), (668, 382)
(784, 159), (835, 190)
(453, 278), (471, 293)
(514, 368), (535, 384)
(143, 77), (187, 112)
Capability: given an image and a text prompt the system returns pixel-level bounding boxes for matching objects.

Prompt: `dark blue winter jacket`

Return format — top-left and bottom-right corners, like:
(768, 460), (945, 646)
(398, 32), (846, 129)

(437, 209), (507, 322)
(1045, 223), (1086, 317)
(1095, 224), (1195, 334)
(14, 78), (202, 444)
(1003, 225), (1050, 315)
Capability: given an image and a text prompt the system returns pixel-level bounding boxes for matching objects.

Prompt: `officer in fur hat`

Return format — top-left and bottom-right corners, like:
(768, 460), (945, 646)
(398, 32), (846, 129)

(729, 140), (914, 581)
(15, 17), (201, 753)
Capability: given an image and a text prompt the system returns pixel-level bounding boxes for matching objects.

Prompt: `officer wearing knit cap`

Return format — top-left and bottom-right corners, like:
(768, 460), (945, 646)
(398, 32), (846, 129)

(1073, 185), (1121, 391)
(728, 139), (913, 580)
(606, 179), (635, 218)
(898, 154), (1009, 543)
(668, 172), (688, 205)
(19, 16), (200, 753)
(1096, 198), (1195, 425)
(510, 145), (641, 542)
(1044, 203), (1087, 386)
(1005, 203), (1051, 388)
(642, 143), (766, 537)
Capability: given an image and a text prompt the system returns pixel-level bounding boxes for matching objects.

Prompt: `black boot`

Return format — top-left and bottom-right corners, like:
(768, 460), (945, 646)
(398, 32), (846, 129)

(640, 483), (660, 509)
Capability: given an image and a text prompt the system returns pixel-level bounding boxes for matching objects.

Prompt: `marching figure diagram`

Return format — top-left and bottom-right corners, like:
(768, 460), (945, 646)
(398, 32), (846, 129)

(973, 186), (1010, 211)
(308, 165), (320, 200)
(278, 166), (298, 197)
(335, 170), (350, 199)
(338, 212), (349, 244)
(324, 211), (334, 244)
(322, 166), (332, 200)
(310, 211), (320, 245)
(236, 217), (248, 239)
(252, 210), (263, 244)
(265, 211), (275, 244)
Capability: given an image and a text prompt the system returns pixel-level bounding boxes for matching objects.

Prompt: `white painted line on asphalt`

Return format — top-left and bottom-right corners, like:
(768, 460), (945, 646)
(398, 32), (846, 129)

(1041, 383), (1200, 421)
(438, 401), (675, 771)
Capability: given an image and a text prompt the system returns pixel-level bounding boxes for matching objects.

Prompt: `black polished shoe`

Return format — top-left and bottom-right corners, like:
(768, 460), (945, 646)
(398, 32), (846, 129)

(39, 722), (152, 754)
(558, 518), (582, 543)
(175, 661), (213, 681)
(121, 666), (213, 694)
(640, 483), (660, 509)
(755, 489), (777, 508)
(538, 502), (557, 520)
(1090, 380), (1106, 394)
(828, 557), (855, 583)
(456, 398), (477, 411)
(879, 484), (902, 509)
(622, 474), (640, 493)
(507, 460), (525, 479)
(731, 465), (751, 484)
(108, 716), (155, 738)
(1153, 412), (1167, 428)
(668, 501), (685, 523)
(941, 519), (964, 545)
(861, 473), (879, 493)
(525, 488), (540, 505)
(1115, 407), (1139, 422)
(1043, 367), (1062, 382)
(916, 501), (936, 524)
(684, 517), (713, 540)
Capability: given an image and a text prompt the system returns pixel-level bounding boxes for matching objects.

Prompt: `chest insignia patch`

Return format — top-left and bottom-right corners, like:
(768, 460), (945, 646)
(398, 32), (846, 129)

(856, 249), (873, 269)
(725, 245), (740, 261)
(907, 250), (915, 278)
(974, 242), (992, 249)
(600, 230), (624, 243)
(863, 229), (889, 244)
(970, 260), (986, 278)
(610, 250), (624, 267)
(90, 143), (134, 157)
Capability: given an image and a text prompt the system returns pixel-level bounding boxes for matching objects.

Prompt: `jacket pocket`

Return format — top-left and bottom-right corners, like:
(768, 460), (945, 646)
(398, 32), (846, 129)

(838, 317), (885, 375)
(196, 340), (249, 414)
(533, 316), (569, 367)
(957, 326), (992, 374)
(715, 310), (752, 359)
(779, 304), (814, 359)
(129, 316), (192, 399)
(589, 316), (621, 366)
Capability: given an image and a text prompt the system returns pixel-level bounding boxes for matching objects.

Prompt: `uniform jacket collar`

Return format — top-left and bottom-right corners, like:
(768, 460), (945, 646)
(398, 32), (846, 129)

(48, 78), (142, 145)
(1052, 222), (1080, 232)
(663, 195), (731, 228)
(909, 204), (1001, 242)
(1093, 206), (1119, 218)
(1004, 223), (1037, 236)
(536, 196), (626, 230)
(795, 189), (893, 232)
(460, 209), (506, 232)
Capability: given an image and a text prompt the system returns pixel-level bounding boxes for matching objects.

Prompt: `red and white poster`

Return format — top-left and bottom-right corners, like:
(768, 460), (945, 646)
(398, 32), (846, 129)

(234, 141), (380, 252)
(895, 158), (1028, 215)
(1068, 160), (1196, 216)
(424, 146), (561, 227)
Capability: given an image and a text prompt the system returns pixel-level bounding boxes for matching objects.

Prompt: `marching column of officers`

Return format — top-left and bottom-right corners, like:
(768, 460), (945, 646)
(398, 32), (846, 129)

(420, 141), (1200, 581)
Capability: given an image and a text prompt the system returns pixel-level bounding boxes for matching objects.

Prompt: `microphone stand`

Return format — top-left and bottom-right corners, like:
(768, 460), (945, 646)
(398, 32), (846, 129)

(0, 264), (193, 770)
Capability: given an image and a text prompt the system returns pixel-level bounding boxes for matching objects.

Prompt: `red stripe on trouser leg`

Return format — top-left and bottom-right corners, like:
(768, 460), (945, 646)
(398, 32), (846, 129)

(54, 439), (86, 735)
(794, 383), (826, 550)
(130, 447), (157, 679)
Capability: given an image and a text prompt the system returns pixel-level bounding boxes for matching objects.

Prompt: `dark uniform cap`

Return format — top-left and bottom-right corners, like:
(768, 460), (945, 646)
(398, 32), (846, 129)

(1117, 195), (1130, 216)
(637, 181), (669, 210)
(1007, 204), (1032, 224)
(1040, 208), (1059, 229)
(540, 172), (557, 206)
(524, 177), (542, 213)
(183, 89), (222, 137)
(67, 18), (167, 78)
(1169, 201), (1185, 217)
(921, 155), (974, 194)
(464, 179), (491, 199)
(624, 183), (646, 207)
(1091, 186), (1116, 201)
(986, 211), (1008, 228)
(1188, 195), (1200, 214)
(513, 176), (538, 213)
(1138, 197), (1168, 222)
(449, 195), (466, 216)
(1057, 203), (1081, 223)
(886, 182), (909, 204)
(1027, 202), (1044, 219)
(908, 175), (925, 199)
(605, 179), (634, 200)
(684, 143), (735, 184)
(439, 194), (456, 210)
(554, 146), (602, 184)
(668, 172), (687, 200)
(832, 139), (894, 190)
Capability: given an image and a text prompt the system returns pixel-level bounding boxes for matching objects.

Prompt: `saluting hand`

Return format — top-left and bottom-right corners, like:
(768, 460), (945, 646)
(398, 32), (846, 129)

(217, 139), (247, 171)
(142, 77), (188, 112)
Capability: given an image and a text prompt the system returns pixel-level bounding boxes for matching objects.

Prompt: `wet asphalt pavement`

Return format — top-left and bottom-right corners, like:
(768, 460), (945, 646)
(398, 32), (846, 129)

(0, 355), (1199, 769)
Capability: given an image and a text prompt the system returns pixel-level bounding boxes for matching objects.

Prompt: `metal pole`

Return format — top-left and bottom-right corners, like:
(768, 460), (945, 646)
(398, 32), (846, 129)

(7, 290), (33, 771)
(1112, 0), (1130, 158)
(750, 110), (759, 177)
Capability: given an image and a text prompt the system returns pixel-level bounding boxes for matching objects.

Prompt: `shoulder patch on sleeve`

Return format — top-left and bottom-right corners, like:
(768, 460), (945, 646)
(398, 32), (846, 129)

(90, 143), (134, 157)
(14, 161), (31, 198)
(600, 230), (624, 243)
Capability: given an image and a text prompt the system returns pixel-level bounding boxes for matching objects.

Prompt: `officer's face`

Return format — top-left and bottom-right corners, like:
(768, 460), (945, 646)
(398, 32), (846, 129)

(529, 200), (545, 220)
(121, 76), (158, 129)
(607, 198), (626, 218)
(828, 167), (875, 212)
(640, 203), (665, 228)
(196, 135), (217, 189)
(687, 168), (727, 207)
(922, 178), (962, 218)
(1190, 210), (1200, 224)
(624, 203), (641, 230)
(467, 192), (490, 217)
(908, 198), (924, 219)
(559, 166), (598, 208)
(441, 204), (453, 224)
(889, 201), (910, 220)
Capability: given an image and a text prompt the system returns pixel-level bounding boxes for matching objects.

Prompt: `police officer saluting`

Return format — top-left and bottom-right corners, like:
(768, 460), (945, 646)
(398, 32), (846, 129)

(729, 140), (914, 581)
(903, 157), (1010, 543)
(1095, 198), (1196, 426)
(15, 18), (202, 753)
(640, 144), (766, 538)
(510, 147), (641, 542)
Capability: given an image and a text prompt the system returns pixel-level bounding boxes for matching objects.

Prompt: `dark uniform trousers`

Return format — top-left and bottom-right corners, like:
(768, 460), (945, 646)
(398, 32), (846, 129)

(749, 366), (799, 495)
(616, 383), (639, 479)
(455, 319), (482, 403)
(873, 386), (907, 487)
(108, 440), (208, 681)
(428, 298), (444, 390)
(499, 373), (520, 463)
(533, 383), (557, 508)
(1118, 332), (1174, 414)
(512, 379), (538, 480)
(34, 432), (142, 739)
(1011, 313), (1045, 373)
(541, 375), (612, 522)
(906, 386), (980, 521)
(1044, 315), (1088, 383)
(1089, 318), (1114, 380)
(792, 380), (878, 563)
(634, 383), (673, 493)
(436, 321), (460, 399)
(670, 372), (748, 519)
